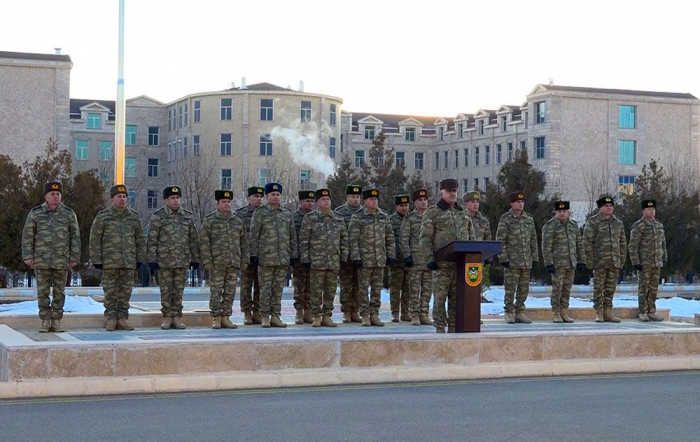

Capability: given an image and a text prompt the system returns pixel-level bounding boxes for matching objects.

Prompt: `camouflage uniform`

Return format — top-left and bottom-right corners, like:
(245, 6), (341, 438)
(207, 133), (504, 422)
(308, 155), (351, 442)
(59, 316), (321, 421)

(496, 209), (539, 314)
(250, 204), (297, 317)
(22, 202), (80, 320)
(147, 206), (200, 318)
(400, 209), (432, 319)
(299, 209), (349, 317)
(89, 206), (146, 320)
(419, 200), (474, 329)
(470, 210), (492, 293)
(388, 211), (409, 318)
(334, 202), (363, 315)
(349, 207), (395, 317)
(200, 210), (249, 317)
(629, 217), (667, 315)
(292, 208), (313, 315)
(541, 216), (584, 312)
(583, 212), (627, 311)
(235, 204), (260, 314)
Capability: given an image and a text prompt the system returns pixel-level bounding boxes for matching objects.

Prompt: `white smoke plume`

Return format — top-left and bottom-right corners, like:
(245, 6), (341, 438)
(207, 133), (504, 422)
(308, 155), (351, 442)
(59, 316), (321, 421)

(270, 120), (336, 177)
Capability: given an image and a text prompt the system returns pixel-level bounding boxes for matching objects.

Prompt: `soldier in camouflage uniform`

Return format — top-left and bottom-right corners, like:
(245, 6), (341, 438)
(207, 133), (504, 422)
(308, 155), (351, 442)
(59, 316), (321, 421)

(400, 189), (433, 326)
(541, 201), (585, 323)
(236, 186), (264, 325)
(147, 186), (200, 330)
(334, 184), (363, 323)
(420, 179), (474, 333)
(22, 181), (80, 333)
(629, 199), (667, 322)
(89, 185), (146, 331)
(389, 194), (411, 322)
(464, 191), (492, 300)
(583, 195), (627, 323)
(349, 188), (395, 327)
(200, 190), (249, 329)
(299, 189), (349, 327)
(250, 183), (297, 328)
(293, 190), (315, 324)
(496, 191), (539, 324)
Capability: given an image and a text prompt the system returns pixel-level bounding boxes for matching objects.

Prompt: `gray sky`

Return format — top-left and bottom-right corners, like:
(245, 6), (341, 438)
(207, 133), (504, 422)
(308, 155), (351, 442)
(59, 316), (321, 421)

(3, 0), (699, 116)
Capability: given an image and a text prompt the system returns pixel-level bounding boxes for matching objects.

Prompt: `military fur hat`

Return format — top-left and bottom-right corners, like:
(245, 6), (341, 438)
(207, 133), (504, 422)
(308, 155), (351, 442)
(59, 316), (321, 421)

(554, 200), (570, 211)
(439, 179), (459, 191)
(265, 182), (282, 194)
(110, 184), (128, 198)
(509, 191), (525, 203)
(247, 186), (264, 197)
(362, 188), (379, 199)
(299, 190), (315, 201)
(463, 191), (481, 202)
(315, 188), (331, 201)
(394, 194), (410, 205)
(345, 184), (362, 195)
(163, 186), (182, 199)
(596, 195), (614, 208)
(44, 181), (62, 195)
(411, 189), (428, 202)
(215, 190), (233, 201)
(641, 199), (657, 209)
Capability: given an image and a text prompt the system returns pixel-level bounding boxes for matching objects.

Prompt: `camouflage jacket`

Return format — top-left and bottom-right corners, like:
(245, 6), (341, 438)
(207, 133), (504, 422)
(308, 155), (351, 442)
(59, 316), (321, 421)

(541, 216), (585, 269)
(293, 209), (313, 249)
(629, 217), (667, 269)
(389, 212), (407, 266)
(234, 204), (257, 232)
(400, 209), (429, 270)
(200, 210), (249, 269)
(146, 206), (200, 268)
(250, 204), (298, 266)
(349, 207), (395, 267)
(334, 202), (363, 228)
(496, 209), (539, 268)
(470, 210), (492, 241)
(89, 205), (146, 269)
(22, 202), (80, 269)
(582, 212), (627, 269)
(419, 199), (474, 266)
(299, 209), (349, 270)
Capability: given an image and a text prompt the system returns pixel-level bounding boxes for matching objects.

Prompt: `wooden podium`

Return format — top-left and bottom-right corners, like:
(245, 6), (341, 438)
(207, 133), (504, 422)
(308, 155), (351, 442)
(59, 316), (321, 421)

(435, 241), (502, 333)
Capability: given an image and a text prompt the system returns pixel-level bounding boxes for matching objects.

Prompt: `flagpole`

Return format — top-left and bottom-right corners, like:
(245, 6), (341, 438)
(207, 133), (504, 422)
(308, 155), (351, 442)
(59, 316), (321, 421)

(114, 0), (126, 184)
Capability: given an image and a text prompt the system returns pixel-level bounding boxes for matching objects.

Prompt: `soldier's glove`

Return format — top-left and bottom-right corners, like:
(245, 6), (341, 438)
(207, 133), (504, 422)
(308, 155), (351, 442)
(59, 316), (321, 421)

(290, 258), (298, 266)
(148, 262), (160, 273)
(532, 261), (538, 269)
(545, 264), (555, 274)
(404, 256), (414, 267)
(634, 264), (643, 271)
(500, 261), (510, 268)
(386, 258), (395, 266)
(302, 262), (311, 270)
(484, 258), (492, 265)
(93, 263), (103, 270)
(135, 262), (143, 270)
(576, 263), (586, 271)
(250, 256), (259, 267)
(190, 261), (199, 270)
(353, 260), (363, 268)
(427, 261), (438, 271)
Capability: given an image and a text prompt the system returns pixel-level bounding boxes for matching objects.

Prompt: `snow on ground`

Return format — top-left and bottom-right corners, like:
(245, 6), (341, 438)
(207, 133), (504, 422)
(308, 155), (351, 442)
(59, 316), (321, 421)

(0, 296), (106, 315)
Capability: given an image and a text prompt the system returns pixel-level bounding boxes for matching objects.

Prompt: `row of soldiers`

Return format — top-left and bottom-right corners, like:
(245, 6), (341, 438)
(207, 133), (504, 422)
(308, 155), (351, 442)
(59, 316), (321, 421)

(21, 177), (667, 333)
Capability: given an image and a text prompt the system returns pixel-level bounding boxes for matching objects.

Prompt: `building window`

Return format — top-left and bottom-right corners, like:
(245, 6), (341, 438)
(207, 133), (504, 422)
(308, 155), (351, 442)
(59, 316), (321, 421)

(484, 177), (490, 188)
(458, 123), (464, 138)
(260, 99), (274, 121)
(168, 110), (172, 131)
(258, 168), (270, 186)
(478, 120), (484, 135)
(474, 178), (480, 190)
(127, 191), (135, 206)
(126, 125), (137, 145)
(220, 98), (232, 120)
(221, 169), (232, 190)
(330, 104), (337, 126)
(182, 136), (188, 158)
(405, 127), (416, 142)
(329, 137), (336, 159)
(184, 103), (188, 126)
(300, 170), (311, 188)
(507, 142), (513, 161)
(300, 101), (312, 122)
(520, 140), (526, 150)
(414, 152), (424, 170)
(618, 175), (635, 194)
(364, 125), (375, 140)
(194, 100), (201, 123)
(148, 158), (159, 177)
(443, 151), (448, 169)
(99, 141), (111, 160)
(396, 151), (405, 167)
(485, 146), (491, 165)
(434, 152), (439, 170)
(167, 143), (173, 162)
(501, 117), (507, 132)
(463, 179), (468, 193)
(535, 101), (546, 124)
(535, 137), (546, 159)
(464, 148), (469, 167)
(125, 157), (136, 177)
(220, 133), (232, 156)
(178, 106), (183, 128)
(439, 126), (445, 141)
(147, 190), (158, 209)
(148, 126), (159, 146)
(435, 181), (439, 195)
(355, 150), (365, 168)
(619, 140), (636, 165)
(76, 140), (88, 160)
(87, 113), (101, 129)
(619, 105), (636, 129)
(259, 134), (273, 156)
(193, 135), (200, 157)
(474, 147), (480, 166)
(497, 144), (502, 164)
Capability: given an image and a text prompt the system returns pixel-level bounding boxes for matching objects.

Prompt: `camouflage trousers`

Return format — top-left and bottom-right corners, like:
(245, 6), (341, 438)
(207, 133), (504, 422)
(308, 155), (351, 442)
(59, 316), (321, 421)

(259, 265), (287, 316)
(408, 270), (432, 317)
(34, 268), (68, 320)
(593, 267), (619, 310)
(208, 267), (239, 317)
(310, 269), (338, 317)
(292, 264), (311, 312)
(432, 263), (456, 329)
(239, 265), (260, 313)
(158, 268), (187, 317)
(389, 265), (410, 315)
(504, 267), (530, 314)
(339, 261), (360, 313)
(358, 267), (384, 317)
(102, 269), (134, 320)
(550, 268), (575, 312)
(638, 267), (661, 314)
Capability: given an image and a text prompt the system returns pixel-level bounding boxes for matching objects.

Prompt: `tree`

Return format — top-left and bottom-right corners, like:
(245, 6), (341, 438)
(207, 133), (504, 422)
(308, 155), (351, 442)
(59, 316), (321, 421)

(325, 154), (368, 209)
(175, 152), (218, 226)
(64, 171), (107, 267)
(359, 132), (408, 212)
(407, 170), (434, 201)
(0, 155), (27, 272)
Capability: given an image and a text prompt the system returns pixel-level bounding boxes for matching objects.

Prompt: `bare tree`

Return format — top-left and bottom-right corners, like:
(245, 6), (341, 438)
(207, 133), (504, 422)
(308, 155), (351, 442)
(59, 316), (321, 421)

(175, 151), (218, 227)
(581, 164), (613, 215)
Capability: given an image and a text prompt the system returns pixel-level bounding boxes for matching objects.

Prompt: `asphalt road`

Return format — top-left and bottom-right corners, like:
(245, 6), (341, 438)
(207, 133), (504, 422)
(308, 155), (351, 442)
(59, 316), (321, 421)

(1, 372), (699, 442)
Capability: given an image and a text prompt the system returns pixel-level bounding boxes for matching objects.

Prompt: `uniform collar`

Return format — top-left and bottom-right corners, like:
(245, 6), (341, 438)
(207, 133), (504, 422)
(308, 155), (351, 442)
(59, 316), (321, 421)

(437, 199), (462, 211)
(42, 202), (62, 213)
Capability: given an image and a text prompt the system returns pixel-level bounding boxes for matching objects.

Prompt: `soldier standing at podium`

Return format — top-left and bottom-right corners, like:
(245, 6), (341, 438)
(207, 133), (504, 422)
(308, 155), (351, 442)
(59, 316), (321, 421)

(419, 179), (474, 333)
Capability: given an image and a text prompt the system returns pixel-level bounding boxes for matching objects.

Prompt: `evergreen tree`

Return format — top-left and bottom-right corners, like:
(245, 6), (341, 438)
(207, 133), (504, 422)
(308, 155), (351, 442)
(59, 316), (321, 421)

(325, 154), (367, 209)
(359, 132), (407, 212)
(407, 170), (434, 202)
